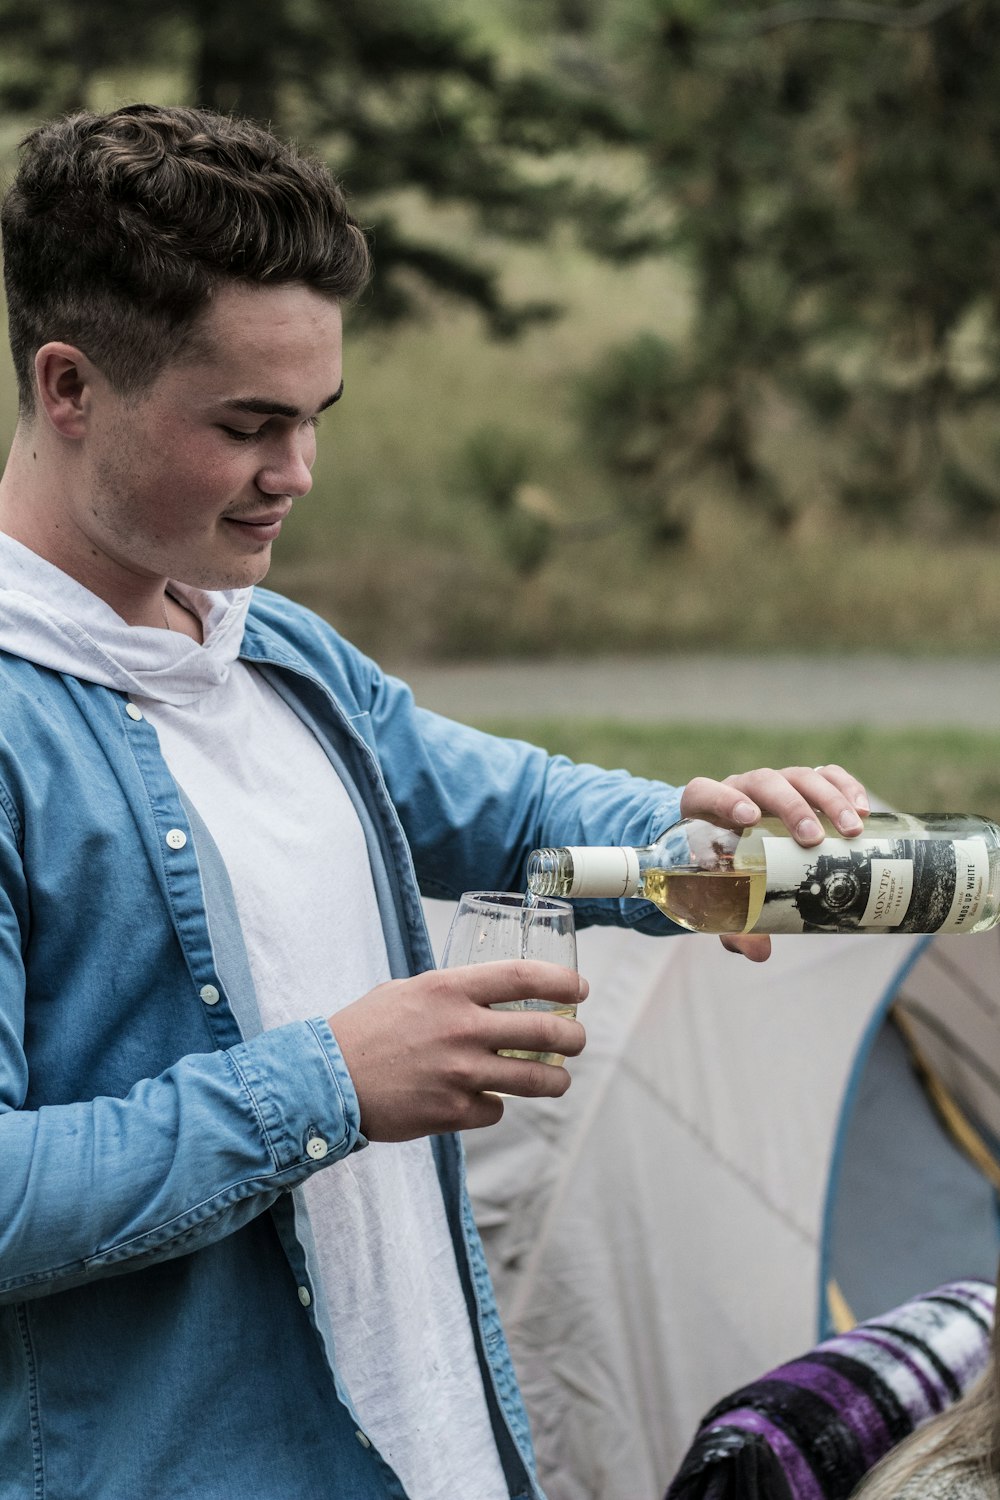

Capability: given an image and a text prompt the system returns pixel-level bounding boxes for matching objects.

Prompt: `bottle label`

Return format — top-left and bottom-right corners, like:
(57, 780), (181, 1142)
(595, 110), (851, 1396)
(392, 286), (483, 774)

(754, 834), (989, 934)
(564, 845), (641, 899)
(860, 858), (914, 927)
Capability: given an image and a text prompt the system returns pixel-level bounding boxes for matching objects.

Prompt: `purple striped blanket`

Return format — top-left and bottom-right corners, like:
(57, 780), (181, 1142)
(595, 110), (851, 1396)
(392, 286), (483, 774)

(664, 1280), (994, 1500)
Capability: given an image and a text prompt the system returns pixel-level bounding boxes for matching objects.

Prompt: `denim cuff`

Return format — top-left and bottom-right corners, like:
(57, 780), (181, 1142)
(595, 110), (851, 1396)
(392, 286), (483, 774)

(227, 1017), (367, 1174)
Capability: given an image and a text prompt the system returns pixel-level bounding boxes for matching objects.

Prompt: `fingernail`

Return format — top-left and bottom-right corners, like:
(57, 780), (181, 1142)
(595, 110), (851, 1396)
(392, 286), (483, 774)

(577, 976), (589, 1001)
(855, 794), (870, 812)
(796, 817), (822, 842)
(838, 810), (863, 834)
(733, 801), (758, 823)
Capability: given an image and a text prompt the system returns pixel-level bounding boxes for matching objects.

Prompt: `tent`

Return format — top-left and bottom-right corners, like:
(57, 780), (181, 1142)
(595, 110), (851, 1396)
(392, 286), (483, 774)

(421, 901), (1000, 1500)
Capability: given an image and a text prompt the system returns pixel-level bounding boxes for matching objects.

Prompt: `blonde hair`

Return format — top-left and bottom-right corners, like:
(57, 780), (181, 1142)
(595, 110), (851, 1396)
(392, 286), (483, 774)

(853, 1268), (1000, 1498)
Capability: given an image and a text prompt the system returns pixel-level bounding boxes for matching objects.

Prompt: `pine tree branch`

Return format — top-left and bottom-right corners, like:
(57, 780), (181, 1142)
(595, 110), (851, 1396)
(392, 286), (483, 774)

(731, 0), (970, 35)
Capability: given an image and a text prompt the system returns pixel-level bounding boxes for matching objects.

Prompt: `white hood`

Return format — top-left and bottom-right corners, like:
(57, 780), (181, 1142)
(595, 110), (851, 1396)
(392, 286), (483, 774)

(0, 531), (252, 705)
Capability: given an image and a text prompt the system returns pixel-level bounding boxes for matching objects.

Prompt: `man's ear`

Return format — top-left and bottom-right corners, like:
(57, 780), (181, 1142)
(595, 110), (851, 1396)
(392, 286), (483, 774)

(34, 343), (98, 439)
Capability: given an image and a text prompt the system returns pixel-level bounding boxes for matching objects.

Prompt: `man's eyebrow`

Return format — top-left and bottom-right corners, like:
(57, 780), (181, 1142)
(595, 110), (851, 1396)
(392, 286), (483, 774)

(220, 381), (345, 419)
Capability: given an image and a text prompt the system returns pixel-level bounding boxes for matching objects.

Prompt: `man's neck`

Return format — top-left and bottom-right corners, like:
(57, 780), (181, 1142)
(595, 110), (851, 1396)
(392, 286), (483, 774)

(0, 422), (202, 640)
(0, 419), (86, 577)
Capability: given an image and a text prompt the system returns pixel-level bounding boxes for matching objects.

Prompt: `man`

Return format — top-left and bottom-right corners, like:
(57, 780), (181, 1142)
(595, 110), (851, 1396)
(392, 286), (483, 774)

(0, 105), (868, 1499)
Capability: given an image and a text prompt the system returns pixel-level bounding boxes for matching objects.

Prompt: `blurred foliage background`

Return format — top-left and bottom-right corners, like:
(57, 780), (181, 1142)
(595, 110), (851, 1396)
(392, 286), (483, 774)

(1, 0), (999, 669)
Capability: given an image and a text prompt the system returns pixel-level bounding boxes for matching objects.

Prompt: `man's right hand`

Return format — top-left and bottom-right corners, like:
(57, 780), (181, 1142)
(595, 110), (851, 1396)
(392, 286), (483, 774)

(328, 961), (587, 1141)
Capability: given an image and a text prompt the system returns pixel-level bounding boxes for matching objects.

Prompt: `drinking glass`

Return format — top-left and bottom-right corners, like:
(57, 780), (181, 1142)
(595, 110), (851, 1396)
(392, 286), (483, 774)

(440, 891), (578, 1066)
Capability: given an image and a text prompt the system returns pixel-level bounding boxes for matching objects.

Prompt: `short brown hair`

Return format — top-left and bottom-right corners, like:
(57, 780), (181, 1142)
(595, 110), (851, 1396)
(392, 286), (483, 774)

(1, 103), (372, 413)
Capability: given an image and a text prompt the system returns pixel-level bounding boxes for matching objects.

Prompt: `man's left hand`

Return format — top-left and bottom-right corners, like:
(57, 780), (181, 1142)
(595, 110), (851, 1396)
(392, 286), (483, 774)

(679, 763), (870, 962)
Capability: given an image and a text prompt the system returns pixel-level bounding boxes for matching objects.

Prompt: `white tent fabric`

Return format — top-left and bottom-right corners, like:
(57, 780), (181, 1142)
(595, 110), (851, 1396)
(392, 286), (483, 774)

(422, 901), (1000, 1500)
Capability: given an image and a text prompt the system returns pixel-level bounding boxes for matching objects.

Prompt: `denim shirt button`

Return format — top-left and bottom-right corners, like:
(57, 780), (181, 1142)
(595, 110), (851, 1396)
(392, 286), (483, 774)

(165, 828), (187, 850)
(199, 984), (220, 1006)
(297, 1285), (312, 1308)
(306, 1135), (329, 1161)
(354, 1430), (372, 1449)
(125, 702), (143, 721)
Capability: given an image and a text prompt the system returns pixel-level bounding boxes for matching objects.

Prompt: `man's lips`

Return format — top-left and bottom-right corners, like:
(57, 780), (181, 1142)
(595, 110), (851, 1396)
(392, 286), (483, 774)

(224, 506), (292, 527)
(222, 507), (291, 540)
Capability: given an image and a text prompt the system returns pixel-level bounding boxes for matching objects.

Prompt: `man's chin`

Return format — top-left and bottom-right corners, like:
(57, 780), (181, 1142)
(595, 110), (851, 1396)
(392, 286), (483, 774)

(173, 553), (272, 594)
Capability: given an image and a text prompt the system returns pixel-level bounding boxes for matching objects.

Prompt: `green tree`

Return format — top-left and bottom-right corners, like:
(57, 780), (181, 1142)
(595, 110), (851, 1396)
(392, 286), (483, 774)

(0, 0), (647, 335)
(578, 0), (1000, 539)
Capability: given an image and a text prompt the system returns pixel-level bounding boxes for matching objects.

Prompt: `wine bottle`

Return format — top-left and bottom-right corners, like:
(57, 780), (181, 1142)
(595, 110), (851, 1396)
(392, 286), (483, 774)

(526, 813), (1000, 936)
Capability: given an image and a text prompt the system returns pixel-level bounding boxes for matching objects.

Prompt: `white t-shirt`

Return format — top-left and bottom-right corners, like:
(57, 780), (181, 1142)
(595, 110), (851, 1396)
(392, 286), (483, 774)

(0, 534), (509, 1500)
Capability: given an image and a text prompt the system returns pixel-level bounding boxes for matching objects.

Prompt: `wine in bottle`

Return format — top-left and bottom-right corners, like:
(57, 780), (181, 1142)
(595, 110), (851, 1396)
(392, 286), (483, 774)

(526, 813), (1000, 936)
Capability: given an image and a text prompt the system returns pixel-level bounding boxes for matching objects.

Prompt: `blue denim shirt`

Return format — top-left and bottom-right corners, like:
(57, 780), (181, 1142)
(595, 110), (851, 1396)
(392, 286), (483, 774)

(0, 588), (682, 1499)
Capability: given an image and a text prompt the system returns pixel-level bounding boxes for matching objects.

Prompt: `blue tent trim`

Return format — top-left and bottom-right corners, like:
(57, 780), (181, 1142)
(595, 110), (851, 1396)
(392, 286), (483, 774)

(817, 936), (932, 1339)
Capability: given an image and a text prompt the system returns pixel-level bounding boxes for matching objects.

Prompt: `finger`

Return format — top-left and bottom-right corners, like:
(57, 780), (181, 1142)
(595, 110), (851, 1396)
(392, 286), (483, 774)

(461, 1092), (507, 1131)
(681, 775), (763, 829)
(483, 1009), (587, 1059)
(718, 767), (861, 844)
(809, 762), (870, 813)
(771, 765), (866, 837)
(720, 933), (772, 962)
(682, 769), (871, 843)
(444, 960), (588, 1009)
(487, 1053), (575, 1100)
(683, 771), (823, 837)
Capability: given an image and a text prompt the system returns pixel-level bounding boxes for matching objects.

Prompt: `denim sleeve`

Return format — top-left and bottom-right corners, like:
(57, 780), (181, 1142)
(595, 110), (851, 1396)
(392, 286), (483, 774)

(0, 806), (363, 1301)
(364, 664), (686, 935)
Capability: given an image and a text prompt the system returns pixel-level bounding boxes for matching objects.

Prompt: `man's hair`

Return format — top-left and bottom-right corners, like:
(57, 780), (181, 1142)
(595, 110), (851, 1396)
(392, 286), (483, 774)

(1, 103), (372, 413)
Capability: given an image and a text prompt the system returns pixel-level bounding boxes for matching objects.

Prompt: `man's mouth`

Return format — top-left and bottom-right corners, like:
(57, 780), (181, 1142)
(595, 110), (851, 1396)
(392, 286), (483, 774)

(223, 506), (291, 541)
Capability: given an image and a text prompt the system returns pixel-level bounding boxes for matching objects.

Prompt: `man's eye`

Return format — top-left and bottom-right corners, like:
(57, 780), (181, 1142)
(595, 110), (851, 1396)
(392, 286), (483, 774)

(220, 426), (262, 442)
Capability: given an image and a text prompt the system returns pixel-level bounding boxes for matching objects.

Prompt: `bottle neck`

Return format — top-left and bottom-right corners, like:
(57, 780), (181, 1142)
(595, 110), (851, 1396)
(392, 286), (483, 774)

(529, 846), (642, 899)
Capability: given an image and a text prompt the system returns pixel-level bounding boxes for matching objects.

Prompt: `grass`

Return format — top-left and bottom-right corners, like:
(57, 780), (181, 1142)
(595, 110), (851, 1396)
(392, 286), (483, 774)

(468, 719), (1000, 822)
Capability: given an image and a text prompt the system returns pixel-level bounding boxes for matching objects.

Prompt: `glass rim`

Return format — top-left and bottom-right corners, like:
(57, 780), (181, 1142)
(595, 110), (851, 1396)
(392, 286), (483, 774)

(456, 890), (573, 916)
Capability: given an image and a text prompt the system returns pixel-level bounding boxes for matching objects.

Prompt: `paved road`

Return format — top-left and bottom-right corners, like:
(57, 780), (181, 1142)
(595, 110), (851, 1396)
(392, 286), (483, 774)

(394, 654), (1000, 730)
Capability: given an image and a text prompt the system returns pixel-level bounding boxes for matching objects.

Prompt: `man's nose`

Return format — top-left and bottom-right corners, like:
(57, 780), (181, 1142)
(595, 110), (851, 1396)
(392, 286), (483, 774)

(257, 439), (315, 498)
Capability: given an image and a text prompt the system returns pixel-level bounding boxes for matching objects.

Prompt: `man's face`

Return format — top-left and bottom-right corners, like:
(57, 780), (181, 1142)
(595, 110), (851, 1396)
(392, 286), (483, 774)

(75, 281), (344, 596)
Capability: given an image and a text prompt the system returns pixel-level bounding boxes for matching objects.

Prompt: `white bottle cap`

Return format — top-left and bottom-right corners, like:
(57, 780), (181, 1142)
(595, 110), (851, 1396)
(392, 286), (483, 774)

(565, 846), (641, 898)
